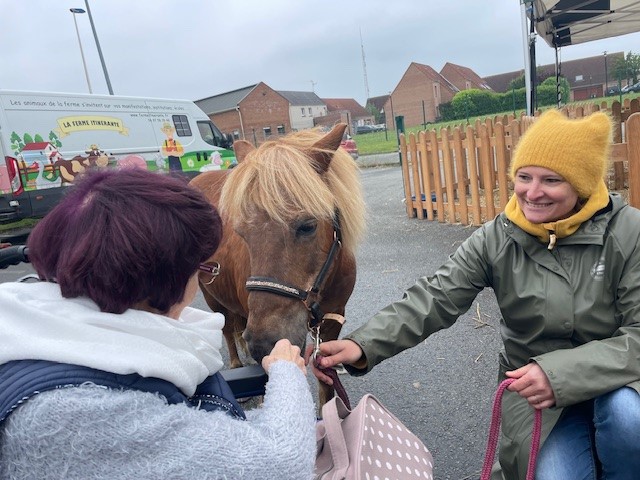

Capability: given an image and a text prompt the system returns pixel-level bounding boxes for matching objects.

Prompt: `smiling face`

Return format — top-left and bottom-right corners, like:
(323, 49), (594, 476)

(514, 166), (580, 224)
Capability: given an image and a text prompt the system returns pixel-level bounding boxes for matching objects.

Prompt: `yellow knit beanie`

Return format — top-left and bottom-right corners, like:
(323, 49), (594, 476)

(510, 109), (613, 198)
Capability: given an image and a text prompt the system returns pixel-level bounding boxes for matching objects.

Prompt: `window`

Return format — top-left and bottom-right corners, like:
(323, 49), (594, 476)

(308, 107), (312, 115)
(233, 130), (240, 140)
(575, 75), (584, 82)
(197, 121), (224, 146)
(172, 115), (192, 137)
(277, 125), (285, 134)
(263, 127), (272, 138)
(301, 107), (306, 116)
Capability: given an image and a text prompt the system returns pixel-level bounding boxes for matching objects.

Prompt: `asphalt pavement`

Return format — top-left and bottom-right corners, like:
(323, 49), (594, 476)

(0, 163), (501, 480)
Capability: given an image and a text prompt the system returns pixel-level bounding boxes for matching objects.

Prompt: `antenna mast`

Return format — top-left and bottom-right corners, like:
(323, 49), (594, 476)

(360, 28), (370, 103)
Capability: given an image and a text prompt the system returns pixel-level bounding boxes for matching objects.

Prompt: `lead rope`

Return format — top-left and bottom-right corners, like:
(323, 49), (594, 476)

(313, 355), (351, 410)
(480, 378), (542, 480)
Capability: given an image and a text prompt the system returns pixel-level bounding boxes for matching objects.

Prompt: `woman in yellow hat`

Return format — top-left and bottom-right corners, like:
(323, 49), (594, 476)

(313, 109), (640, 479)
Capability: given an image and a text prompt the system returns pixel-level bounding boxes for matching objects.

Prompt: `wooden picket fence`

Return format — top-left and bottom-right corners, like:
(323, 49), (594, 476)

(400, 100), (640, 225)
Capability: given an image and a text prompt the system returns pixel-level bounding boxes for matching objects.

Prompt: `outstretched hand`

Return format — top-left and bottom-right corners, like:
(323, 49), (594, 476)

(304, 339), (364, 386)
(262, 339), (306, 375)
(505, 362), (556, 409)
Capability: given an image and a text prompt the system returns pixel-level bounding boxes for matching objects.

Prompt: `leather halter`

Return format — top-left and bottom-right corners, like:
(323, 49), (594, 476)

(245, 211), (342, 330)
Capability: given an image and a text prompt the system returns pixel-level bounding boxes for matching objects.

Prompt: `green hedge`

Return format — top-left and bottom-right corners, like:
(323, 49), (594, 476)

(438, 77), (571, 122)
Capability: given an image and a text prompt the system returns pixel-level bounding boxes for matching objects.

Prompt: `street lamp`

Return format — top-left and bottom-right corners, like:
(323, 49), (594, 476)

(604, 51), (608, 96)
(70, 8), (92, 93)
(84, 0), (114, 95)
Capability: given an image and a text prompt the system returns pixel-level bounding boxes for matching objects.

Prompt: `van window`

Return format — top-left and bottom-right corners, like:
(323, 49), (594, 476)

(197, 121), (223, 147)
(172, 115), (192, 137)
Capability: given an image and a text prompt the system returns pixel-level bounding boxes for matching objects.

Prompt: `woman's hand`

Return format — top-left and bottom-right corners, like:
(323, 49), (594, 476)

(262, 339), (306, 375)
(304, 339), (364, 386)
(505, 362), (556, 409)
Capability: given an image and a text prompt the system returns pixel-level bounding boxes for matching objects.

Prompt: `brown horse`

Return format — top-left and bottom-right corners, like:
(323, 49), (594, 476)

(189, 124), (366, 405)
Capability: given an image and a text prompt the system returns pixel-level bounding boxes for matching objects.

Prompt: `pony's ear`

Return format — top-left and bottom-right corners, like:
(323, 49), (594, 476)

(309, 123), (347, 174)
(233, 140), (255, 163)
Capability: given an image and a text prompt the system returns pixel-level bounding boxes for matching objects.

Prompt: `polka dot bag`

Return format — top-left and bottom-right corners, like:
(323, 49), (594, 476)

(315, 393), (433, 480)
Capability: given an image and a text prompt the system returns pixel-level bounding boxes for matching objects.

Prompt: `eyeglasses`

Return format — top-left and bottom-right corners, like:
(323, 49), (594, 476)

(198, 262), (220, 285)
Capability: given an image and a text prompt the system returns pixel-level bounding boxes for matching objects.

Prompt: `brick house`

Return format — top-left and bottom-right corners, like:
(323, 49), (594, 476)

(483, 51), (625, 101)
(195, 84), (330, 145)
(195, 83), (288, 145)
(316, 98), (373, 134)
(366, 94), (390, 124)
(383, 62), (459, 129)
(439, 62), (493, 92)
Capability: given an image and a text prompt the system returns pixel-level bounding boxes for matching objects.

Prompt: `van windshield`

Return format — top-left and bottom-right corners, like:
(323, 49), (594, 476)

(198, 121), (224, 147)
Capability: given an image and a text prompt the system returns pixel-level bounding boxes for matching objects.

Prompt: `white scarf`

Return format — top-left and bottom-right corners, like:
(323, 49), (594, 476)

(0, 281), (225, 396)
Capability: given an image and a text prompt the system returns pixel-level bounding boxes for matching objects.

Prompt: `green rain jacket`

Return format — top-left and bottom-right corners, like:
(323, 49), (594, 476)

(345, 194), (640, 480)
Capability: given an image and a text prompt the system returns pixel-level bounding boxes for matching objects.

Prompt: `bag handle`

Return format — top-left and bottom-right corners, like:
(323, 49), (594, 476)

(480, 378), (542, 480)
(320, 395), (352, 479)
(314, 355), (351, 409)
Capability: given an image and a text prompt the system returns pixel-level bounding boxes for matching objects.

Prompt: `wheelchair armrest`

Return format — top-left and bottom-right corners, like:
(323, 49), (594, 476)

(221, 364), (268, 398)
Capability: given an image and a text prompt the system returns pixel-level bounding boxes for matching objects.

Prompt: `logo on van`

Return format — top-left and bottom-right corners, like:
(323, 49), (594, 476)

(55, 116), (129, 137)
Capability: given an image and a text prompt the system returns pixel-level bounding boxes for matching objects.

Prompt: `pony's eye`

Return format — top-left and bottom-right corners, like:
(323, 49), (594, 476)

(295, 219), (317, 237)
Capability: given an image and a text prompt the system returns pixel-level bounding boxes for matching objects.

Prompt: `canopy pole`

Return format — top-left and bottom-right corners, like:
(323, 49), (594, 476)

(521, 1), (532, 115)
(528, 3), (537, 115)
(555, 47), (562, 108)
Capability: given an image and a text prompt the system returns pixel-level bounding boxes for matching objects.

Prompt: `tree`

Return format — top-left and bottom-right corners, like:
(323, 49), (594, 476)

(366, 102), (383, 124)
(627, 52), (640, 84)
(613, 52), (640, 85)
(508, 67), (550, 90)
(509, 75), (526, 90)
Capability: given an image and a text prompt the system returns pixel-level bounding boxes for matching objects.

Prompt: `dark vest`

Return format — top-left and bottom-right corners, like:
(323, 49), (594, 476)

(0, 359), (246, 426)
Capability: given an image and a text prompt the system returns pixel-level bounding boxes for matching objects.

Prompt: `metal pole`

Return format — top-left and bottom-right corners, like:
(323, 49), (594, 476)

(521, 1), (532, 116)
(555, 47), (561, 107)
(71, 9), (92, 93)
(528, 4), (537, 114)
(84, 0), (114, 95)
(604, 51), (608, 95)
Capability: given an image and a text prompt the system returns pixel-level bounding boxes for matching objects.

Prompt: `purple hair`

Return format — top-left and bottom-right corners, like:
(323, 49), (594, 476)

(27, 169), (222, 314)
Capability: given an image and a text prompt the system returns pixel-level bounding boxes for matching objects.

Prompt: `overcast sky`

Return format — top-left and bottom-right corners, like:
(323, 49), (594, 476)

(3, 1), (640, 106)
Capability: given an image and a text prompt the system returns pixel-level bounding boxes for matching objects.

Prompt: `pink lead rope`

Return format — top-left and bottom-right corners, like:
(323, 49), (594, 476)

(480, 378), (543, 480)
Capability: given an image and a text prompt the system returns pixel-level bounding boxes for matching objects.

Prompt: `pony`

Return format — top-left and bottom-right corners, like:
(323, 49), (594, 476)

(189, 124), (366, 405)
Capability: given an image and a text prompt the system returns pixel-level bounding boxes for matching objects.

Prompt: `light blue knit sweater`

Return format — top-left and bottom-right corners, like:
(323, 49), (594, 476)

(0, 361), (316, 480)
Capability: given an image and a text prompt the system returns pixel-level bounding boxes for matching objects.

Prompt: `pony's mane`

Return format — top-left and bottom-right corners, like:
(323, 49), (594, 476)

(220, 129), (366, 254)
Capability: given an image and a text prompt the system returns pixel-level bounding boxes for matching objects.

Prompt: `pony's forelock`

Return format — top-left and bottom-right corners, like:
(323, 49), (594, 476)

(220, 129), (366, 254)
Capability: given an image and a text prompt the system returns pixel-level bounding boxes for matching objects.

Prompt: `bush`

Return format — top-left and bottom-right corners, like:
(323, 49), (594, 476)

(499, 87), (527, 112)
(451, 89), (501, 119)
(442, 76), (570, 122)
(438, 102), (455, 122)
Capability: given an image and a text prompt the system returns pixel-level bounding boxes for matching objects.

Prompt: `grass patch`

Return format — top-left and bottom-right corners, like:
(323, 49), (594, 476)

(353, 131), (398, 155)
(0, 217), (39, 233)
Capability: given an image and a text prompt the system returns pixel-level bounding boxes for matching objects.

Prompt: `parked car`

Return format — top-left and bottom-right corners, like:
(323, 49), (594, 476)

(355, 124), (376, 134)
(606, 85), (621, 96)
(621, 81), (640, 93)
(340, 133), (358, 159)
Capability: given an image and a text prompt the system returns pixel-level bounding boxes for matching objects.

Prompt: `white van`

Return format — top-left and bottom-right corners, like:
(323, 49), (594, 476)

(0, 90), (235, 222)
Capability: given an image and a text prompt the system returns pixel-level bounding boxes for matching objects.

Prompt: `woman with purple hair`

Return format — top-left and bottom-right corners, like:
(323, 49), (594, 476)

(0, 169), (316, 479)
